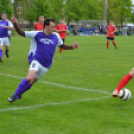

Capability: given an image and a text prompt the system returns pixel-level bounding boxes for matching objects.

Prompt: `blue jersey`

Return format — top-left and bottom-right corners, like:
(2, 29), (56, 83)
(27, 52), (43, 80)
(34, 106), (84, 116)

(0, 20), (13, 38)
(0, 20), (8, 38)
(25, 31), (63, 68)
(67, 26), (70, 31)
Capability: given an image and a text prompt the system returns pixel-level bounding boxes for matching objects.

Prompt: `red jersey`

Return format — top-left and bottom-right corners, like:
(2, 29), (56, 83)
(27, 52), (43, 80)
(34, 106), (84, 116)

(34, 22), (44, 31)
(107, 25), (115, 38)
(56, 24), (67, 39)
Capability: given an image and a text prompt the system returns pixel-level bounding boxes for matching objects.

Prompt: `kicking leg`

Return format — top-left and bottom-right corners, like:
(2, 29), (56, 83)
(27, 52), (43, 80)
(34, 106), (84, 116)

(8, 70), (37, 103)
(112, 68), (134, 97)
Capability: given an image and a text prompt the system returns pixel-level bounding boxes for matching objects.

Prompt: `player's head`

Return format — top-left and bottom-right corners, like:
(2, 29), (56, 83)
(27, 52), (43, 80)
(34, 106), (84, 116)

(109, 20), (113, 25)
(44, 18), (56, 34)
(1, 13), (7, 21)
(39, 15), (44, 23)
(60, 19), (64, 24)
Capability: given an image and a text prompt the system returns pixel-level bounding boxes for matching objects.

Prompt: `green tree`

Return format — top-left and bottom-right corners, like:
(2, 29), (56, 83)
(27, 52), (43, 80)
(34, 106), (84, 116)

(100, 0), (133, 25)
(0, 0), (13, 19)
(64, 0), (102, 23)
(23, 0), (63, 29)
(13, 0), (24, 21)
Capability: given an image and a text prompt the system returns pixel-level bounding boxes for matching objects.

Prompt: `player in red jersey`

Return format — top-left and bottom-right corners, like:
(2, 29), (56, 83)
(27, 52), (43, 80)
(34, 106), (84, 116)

(56, 19), (68, 54)
(106, 21), (117, 50)
(34, 15), (44, 31)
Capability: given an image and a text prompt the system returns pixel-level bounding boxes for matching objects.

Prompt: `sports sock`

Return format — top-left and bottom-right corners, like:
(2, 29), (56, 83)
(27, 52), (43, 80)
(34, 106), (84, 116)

(107, 41), (109, 49)
(116, 74), (133, 92)
(59, 48), (62, 53)
(0, 50), (3, 58)
(14, 78), (32, 98)
(112, 41), (117, 47)
(5, 50), (9, 53)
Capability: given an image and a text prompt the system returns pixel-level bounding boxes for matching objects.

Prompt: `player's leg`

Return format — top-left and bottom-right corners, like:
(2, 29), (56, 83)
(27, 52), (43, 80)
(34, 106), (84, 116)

(0, 38), (4, 63)
(112, 68), (134, 97)
(106, 38), (109, 50)
(5, 37), (10, 58)
(8, 69), (37, 103)
(112, 39), (117, 49)
(59, 48), (62, 54)
(59, 39), (65, 54)
(8, 60), (48, 103)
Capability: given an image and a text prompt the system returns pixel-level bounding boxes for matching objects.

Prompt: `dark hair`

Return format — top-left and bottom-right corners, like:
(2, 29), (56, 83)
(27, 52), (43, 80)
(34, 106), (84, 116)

(44, 18), (55, 28)
(1, 13), (6, 15)
(39, 15), (44, 18)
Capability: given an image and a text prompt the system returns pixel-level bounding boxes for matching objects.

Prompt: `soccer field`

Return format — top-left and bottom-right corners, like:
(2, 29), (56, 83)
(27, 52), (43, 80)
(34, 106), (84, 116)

(0, 35), (134, 134)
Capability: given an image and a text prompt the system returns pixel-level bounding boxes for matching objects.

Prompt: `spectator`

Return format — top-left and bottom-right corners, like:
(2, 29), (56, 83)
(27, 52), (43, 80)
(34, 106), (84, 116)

(86, 27), (90, 35)
(98, 24), (103, 34)
(119, 26), (123, 35)
(89, 27), (93, 35)
(127, 26), (132, 35)
(67, 24), (70, 36)
(79, 27), (83, 36)
(72, 26), (77, 36)
(93, 27), (98, 35)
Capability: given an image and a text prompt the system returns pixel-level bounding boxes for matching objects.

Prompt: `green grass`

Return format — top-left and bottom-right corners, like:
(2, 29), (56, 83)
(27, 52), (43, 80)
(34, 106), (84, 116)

(0, 35), (134, 134)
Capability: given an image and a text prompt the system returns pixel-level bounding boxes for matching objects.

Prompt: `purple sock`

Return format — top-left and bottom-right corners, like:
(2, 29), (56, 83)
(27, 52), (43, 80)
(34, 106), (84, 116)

(0, 50), (3, 58)
(14, 78), (32, 97)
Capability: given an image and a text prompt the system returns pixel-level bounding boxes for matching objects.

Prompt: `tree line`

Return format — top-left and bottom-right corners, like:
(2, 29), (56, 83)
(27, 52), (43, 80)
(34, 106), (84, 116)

(0, 0), (134, 26)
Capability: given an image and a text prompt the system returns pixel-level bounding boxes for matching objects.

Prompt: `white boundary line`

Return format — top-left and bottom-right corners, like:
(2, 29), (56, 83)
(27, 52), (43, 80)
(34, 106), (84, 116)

(0, 73), (111, 95)
(0, 96), (110, 112)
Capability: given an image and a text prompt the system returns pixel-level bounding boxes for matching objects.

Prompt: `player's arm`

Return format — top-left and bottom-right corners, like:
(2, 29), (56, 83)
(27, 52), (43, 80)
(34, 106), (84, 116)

(10, 15), (25, 37)
(56, 32), (79, 50)
(60, 43), (79, 50)
(3, 26), (14, 30)
(3, 21), (14, 30)
(63, 26), (68, 32)
(111, 26), (116, 34)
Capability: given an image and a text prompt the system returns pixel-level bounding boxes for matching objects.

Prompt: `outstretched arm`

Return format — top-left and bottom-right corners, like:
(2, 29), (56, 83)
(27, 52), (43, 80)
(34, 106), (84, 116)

(60, 42), (79, 50)
(10, 15), (25, 37)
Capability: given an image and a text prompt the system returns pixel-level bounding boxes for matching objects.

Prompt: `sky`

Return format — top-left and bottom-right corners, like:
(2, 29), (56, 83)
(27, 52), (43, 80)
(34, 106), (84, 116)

(132, 0), (134, 4)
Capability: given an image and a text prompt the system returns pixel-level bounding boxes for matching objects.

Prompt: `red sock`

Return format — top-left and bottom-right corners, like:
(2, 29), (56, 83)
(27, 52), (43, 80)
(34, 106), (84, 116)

(116, 74), (133, 91)
(107, 41), (109, 49)
(112, 41), (117, 47)
(59, 48), (62, 53)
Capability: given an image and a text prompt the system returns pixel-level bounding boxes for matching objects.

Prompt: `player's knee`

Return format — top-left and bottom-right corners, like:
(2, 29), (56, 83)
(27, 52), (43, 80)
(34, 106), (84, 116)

(129, 68), (134, 77)
(0, 45), (3, 49)
(26, 76), (35, 82)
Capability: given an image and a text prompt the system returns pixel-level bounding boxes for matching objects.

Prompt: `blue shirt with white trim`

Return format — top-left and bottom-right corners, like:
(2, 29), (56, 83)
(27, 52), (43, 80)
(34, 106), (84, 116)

(25, 31), (63, 68)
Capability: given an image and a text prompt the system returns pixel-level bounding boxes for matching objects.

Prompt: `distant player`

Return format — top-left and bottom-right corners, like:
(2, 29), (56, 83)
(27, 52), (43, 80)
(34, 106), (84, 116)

(0, 13), (14, 62)
(56, 19), (68, 54)
(8, 15), (79, 103)
(34, 15), (44, 31)
(106, 21), (117, 50)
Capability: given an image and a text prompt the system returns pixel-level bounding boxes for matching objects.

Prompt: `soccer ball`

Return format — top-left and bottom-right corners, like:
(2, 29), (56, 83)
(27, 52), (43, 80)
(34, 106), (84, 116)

(119, 89), (131, 101)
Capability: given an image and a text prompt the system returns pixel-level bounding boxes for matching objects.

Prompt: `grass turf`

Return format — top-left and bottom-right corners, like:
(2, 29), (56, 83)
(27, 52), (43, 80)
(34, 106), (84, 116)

(0, 35), (134, 134)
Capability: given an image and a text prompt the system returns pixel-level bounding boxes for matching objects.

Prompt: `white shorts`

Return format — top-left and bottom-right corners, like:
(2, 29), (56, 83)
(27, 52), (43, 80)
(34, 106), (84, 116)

(29, 60), (49, 80)
(0, 37), (10, 46)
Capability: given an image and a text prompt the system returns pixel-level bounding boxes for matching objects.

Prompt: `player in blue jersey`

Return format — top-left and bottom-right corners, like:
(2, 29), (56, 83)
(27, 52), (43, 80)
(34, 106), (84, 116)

(0, 13), (14, 62)
(8, 15), (79, 103)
